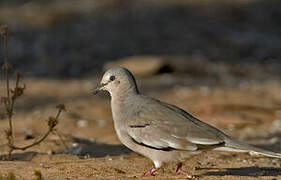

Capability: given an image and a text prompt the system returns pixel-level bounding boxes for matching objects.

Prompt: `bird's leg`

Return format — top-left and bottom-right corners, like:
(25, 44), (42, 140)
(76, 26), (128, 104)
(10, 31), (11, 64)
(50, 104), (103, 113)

(175, 163), (195, 178)
(142, 167), (159, 177)
(175, 162), (183, 175)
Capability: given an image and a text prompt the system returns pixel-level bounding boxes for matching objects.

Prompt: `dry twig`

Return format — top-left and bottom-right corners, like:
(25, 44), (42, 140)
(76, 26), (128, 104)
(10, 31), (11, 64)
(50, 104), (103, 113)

(1, 25), (66, 160)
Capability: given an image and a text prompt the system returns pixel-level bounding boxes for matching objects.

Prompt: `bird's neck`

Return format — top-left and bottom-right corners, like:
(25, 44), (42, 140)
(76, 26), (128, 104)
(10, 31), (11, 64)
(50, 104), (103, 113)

(110, 85), (139, 102)
(110, 87), (138, 123)
(111, 88), (138, 107)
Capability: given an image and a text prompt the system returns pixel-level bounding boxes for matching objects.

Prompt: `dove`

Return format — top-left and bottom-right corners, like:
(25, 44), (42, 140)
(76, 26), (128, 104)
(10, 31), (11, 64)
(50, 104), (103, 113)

(93, 66), (281, 176)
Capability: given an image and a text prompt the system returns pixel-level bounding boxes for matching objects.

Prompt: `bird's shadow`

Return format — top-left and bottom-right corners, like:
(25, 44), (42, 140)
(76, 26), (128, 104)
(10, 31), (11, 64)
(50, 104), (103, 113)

(0, 137), (132, 161)
(201, 166), (281, 177)
(201, 132), (281, 177)
(0, 151), (38, 161)
(64, 137), (132, 158)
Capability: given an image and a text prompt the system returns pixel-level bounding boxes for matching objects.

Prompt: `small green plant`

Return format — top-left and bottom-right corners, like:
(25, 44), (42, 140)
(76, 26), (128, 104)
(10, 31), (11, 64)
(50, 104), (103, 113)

(1, 25), (66, 160)
(33, 170), (44, 180)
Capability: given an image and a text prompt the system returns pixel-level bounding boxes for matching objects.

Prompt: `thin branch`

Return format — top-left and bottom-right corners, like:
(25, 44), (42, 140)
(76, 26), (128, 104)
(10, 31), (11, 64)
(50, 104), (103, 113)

(1, 25), (66, 160)
(8, 107), (64, 151)
(4, 105), (64, 160)
(10, 128), (52, 151)
(52, 130), (70, 150)
(1, 25), (14, 157)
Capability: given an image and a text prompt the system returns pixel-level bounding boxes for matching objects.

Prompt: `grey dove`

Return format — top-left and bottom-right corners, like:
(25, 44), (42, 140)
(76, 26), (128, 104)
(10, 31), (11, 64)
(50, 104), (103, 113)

(93, 66), (281, 176)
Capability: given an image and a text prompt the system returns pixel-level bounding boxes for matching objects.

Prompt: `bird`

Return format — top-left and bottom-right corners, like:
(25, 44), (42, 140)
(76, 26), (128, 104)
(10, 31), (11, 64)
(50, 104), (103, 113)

(93, 66), (281, 176)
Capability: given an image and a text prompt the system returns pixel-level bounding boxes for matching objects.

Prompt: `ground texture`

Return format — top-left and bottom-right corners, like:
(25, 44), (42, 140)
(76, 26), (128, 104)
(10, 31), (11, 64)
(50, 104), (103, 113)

(0, 75), (280, 179)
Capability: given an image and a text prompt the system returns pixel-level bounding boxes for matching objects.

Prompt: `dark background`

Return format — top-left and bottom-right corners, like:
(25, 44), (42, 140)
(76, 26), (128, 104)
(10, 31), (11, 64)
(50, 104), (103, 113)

(0, 0), (280, 78)
(0, 1), (281, 178)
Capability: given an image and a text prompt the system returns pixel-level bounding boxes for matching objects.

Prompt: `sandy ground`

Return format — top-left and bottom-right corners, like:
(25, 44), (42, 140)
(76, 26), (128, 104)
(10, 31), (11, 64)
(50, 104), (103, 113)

(0, 77), (281, 179)
(0, 1), (281, 179)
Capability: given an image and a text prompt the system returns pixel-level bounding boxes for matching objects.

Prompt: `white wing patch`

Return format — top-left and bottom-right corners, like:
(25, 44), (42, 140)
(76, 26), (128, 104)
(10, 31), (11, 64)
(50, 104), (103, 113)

(142, 139), (168, 148)
(166, 140), (198, 151)
(213, 147), (248, 152)
(186, 137), (222, 145)
(172, 134), (221, 146)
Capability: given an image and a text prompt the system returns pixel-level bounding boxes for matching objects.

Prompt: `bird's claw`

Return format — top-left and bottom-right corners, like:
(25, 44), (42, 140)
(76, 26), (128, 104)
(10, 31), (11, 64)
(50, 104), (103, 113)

(142, 167), (158, 177)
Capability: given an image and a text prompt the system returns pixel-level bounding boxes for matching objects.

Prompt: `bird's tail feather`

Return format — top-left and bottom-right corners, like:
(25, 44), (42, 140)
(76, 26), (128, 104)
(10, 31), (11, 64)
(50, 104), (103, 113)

(214, 138), (281, 159)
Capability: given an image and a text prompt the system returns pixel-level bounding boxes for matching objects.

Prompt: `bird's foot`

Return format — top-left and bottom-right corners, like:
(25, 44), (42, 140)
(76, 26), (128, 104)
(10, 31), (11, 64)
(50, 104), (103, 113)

(142, 167), (158, 177)
(174, 163), (195, 179)
(175, 162), (183, 175)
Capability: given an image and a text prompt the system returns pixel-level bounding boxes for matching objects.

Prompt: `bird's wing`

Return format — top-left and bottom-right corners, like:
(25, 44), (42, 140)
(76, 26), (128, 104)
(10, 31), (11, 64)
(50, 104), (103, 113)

(127, 96), (226, 151)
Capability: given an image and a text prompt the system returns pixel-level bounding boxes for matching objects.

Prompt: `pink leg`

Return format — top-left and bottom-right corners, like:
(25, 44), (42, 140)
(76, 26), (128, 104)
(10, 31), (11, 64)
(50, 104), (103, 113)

(175, 162), (183, 175)
(142, 167), (159, 177)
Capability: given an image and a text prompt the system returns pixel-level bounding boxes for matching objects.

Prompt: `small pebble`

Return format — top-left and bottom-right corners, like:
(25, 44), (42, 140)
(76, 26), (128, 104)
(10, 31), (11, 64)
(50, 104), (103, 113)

(72, 143), (79, 147)
(83, 154), (90, 159)
(47, 150), (55, 155)
(270, 119), (281, 133)
(105, 155), (112, 161)
(77, 119), (88, 128)
(97, 119), (106, 127)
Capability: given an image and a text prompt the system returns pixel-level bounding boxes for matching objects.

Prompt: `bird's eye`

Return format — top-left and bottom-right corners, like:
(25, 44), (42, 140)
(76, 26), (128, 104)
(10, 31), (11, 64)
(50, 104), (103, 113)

(110, 75), (116, 81)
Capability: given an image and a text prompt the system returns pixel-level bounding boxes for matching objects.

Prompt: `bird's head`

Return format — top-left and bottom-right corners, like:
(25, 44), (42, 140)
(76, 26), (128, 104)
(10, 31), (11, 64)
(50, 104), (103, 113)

(93, 66), (139, 96)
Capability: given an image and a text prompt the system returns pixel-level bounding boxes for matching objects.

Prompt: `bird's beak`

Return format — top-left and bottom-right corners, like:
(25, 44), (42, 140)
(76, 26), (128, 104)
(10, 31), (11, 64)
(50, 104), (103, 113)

(93, 83), (107, 95)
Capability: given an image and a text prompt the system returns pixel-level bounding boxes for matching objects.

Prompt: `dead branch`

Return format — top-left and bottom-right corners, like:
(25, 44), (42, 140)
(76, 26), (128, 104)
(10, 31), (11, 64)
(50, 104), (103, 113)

(1, 25), (66, 160)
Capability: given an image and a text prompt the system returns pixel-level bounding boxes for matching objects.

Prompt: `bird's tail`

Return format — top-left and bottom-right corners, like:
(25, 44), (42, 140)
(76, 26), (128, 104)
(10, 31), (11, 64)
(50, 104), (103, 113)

(214, 137), (281, 159)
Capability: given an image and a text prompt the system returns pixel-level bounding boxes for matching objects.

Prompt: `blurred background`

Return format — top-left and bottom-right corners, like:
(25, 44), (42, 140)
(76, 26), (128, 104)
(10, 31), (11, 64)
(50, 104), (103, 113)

(0, 0), (281, 178)
(0, 0), (280, 80)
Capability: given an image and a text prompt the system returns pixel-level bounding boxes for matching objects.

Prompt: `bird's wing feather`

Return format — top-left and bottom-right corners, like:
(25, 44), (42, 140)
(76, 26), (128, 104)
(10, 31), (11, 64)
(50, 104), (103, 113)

(127, 96), (226, 151)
